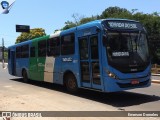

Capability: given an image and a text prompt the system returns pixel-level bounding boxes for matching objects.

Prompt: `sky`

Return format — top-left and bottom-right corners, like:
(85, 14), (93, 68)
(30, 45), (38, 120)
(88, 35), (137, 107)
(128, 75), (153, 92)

(0, 0), (160, 47)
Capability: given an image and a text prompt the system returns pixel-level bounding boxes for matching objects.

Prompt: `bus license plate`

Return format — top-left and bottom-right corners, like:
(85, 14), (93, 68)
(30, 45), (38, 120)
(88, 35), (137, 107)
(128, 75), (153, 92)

(131, 80), (139, 85)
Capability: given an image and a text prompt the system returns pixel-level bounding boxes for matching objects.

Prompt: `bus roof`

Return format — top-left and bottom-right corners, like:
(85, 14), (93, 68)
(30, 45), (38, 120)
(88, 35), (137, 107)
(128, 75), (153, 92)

(102, 18), (140, 23)
(8, 40), (32, 48)
(8, 35), (50, 48)
(9, 18), (141, 48)
(61, 18), (141, 34)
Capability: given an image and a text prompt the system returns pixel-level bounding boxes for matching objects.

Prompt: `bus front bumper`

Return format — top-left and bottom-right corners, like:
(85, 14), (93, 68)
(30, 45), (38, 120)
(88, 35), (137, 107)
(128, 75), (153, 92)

(103, 75), (151, 92)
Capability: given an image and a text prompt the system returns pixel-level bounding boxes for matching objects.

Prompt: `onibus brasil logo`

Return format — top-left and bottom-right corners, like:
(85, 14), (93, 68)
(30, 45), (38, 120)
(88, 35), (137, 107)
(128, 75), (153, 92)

(2, 112), (11, 120)
(0, 0), (15, 14)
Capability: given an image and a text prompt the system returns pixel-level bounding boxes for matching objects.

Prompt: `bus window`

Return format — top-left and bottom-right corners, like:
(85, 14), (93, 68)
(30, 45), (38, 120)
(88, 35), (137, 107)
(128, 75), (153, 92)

(8, 49), (10, 59)
(47, 37), (60, 56)
(30, 47), (35, 57)
(81, 62), (90, 82)
(79, 37), (88, 60)
(16, 46), (21, 58)
(61, 33), (75, 55)
(92, 62), (101, 84)
(38, 40), (46, 57)
(21, 45), (29, 58)
(90, 36), (99, 59)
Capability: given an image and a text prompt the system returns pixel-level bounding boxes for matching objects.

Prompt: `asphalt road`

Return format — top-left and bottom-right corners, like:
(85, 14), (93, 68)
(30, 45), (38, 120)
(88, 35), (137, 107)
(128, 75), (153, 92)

(0, 64), (160, 120)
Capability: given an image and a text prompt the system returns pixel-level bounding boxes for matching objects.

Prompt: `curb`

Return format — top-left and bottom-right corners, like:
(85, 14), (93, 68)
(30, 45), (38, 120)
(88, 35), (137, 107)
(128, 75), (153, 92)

(152, 74), (160, 76)
(152, 80), (160, 84)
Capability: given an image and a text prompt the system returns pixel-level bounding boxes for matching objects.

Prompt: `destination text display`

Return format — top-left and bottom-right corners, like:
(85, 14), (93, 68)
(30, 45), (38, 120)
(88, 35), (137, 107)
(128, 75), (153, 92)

(104, 20), (143, 30)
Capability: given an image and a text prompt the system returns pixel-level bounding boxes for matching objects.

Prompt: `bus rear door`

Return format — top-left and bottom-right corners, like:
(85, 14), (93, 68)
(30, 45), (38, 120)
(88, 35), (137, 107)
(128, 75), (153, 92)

(10, 51), (16, 75)
(29, 45), (41, 80)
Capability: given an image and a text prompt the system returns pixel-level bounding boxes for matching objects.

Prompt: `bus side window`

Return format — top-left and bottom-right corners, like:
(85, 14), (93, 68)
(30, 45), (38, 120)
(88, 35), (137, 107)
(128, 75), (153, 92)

(61, 33), (75, 55)
(30, 47), (35, 57)
(21, 45), (29, 58)
(90, 36), (99, 59)
(8, 49), (10, 59)
(47, 37), (60, 56)
(79, 38), (88, 60)
(38, 40), (46, 57)
(16, 46), (21, 58)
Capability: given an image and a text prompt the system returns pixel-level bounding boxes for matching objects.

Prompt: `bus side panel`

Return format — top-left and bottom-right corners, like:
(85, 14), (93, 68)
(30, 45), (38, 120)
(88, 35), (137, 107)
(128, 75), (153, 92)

(29, 41), (42, 81)
(52, 57), (61, 84)
(29, 36), (50, 81)
(16, 58), (29, 77)
(43, 57), (54, 83)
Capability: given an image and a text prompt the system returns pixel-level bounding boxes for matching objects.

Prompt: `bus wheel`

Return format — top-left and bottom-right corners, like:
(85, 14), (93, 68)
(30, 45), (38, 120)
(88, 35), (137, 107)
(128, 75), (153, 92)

(22, 70), (28, 83)
(65, 74), (78, 94)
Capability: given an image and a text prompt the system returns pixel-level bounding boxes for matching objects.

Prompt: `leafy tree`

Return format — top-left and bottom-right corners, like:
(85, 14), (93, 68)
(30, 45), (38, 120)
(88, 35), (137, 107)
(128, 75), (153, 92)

(79, 16), (98, 24)
(15, 28), (46, 43)
(62, 21), (77, 30)
(100, 6), (132, 19)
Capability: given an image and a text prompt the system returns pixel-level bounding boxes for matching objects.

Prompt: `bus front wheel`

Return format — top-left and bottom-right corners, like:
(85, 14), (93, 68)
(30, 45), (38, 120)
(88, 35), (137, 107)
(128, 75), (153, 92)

(65, 73), (78, 94)
(22, 70), (28, 83)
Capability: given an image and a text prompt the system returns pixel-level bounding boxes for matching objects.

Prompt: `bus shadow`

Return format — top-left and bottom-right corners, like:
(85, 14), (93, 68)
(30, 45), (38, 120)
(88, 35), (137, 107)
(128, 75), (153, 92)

(10, 78), (160, 108)
(78, 89), (160, 108)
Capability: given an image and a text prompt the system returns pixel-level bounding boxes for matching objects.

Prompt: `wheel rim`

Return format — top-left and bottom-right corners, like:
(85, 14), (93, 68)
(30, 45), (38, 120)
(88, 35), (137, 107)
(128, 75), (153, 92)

(68, 78), (76, 90)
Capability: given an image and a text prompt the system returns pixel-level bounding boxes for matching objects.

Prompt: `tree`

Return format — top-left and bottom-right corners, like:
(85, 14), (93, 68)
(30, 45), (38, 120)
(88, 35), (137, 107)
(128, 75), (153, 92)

(79, 16), (98, 24)
(101, 6), (132, 19)
(62, 21), (77, 30)
(15, 28), (46, 43)
(62, 13), (85, 30)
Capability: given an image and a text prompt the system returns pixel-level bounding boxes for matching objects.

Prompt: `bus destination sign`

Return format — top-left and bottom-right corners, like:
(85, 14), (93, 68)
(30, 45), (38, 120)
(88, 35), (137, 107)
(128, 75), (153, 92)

(104, 20), (143, 30)
(108, 22), (137, 29)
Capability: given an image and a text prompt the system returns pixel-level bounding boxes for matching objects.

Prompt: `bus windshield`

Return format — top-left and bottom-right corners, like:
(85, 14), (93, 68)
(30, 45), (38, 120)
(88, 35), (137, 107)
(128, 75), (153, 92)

(104, 31), (150, 73)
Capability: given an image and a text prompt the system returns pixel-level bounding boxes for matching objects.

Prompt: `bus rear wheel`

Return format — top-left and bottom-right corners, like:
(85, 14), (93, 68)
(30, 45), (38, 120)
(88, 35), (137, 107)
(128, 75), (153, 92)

(22, 70), (28, 83)
(65, 73), (78, 94)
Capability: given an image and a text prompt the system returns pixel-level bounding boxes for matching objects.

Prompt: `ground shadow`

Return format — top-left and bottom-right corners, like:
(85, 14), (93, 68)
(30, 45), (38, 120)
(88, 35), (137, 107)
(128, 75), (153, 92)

(10, 78), (160, 108)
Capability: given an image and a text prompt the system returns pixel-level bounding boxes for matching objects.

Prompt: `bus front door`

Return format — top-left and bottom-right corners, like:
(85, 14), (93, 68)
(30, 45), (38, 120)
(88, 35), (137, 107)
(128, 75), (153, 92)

(79, 35), (102, 90)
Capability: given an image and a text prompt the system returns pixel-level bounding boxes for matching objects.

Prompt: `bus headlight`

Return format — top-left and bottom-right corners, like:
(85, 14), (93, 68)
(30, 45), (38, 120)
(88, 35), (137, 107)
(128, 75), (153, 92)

(105, 69), (119, 79)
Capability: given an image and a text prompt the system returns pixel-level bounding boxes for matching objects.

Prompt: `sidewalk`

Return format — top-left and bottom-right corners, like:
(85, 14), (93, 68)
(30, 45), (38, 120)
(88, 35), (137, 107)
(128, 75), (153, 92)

(152, 74), (160, 84)
(0, 62), (8, 69)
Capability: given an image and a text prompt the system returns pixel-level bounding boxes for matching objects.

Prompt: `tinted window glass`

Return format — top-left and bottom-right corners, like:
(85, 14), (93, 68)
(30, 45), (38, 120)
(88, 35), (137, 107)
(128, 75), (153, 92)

(79, 37), (88, 60)
(47, 37), (60, 56)
(21, 45), (29, 58)
(8, 49), (10, 59)
(30, 47), (35, 57)
(16, 46), (21, 58)
(90, 36), (99, 59)
(38, 40), (46, 57)
(61, 33), (75, 55)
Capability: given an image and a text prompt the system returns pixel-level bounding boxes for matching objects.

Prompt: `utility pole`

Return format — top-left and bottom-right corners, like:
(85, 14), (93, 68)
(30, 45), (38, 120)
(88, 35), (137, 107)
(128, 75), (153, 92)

(2, 38), (5, 68)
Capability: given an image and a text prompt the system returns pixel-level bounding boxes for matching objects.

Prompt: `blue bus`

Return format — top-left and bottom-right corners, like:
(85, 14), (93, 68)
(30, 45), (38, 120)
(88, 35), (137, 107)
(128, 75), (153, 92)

(8, 18), (151, 93)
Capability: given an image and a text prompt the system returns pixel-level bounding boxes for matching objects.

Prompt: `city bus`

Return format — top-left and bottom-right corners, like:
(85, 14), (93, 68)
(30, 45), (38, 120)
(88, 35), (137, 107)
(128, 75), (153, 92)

(8, 18), (151, 93)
